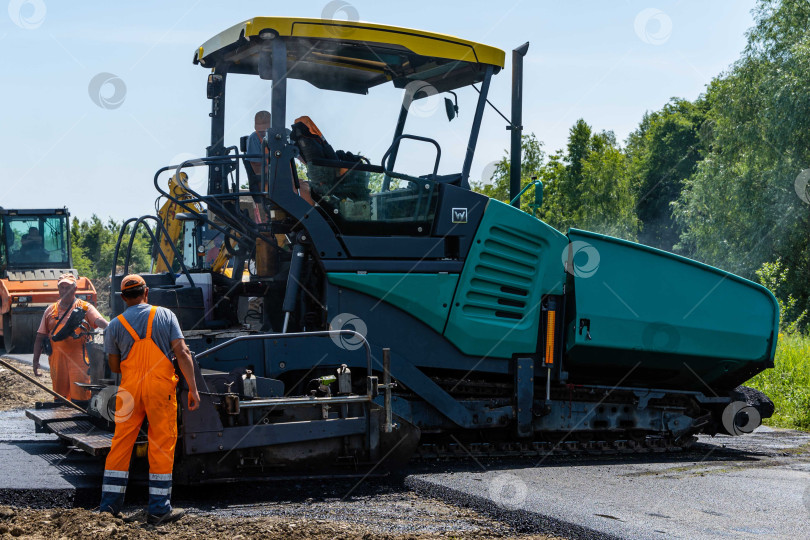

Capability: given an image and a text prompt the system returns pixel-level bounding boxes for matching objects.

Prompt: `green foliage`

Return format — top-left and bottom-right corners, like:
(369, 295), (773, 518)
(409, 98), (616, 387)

(70, 215), (152, 280)
(746, 332), (810, 430)
(470, 0), (810, 340)
(626, 99), (708, 252)
(296, 162), (308, 182)
(473, 125), (638, 240)
(565, 129), (638, 239)
(471, 133), (545, 203)
(672, 0), (810, 328)
(756, 259), (808, 333)
(367, 172), (387, 193)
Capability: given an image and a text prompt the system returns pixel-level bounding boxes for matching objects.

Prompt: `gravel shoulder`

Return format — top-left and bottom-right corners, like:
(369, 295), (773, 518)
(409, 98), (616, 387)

(0, 504), (561, 539)
(0, 357), (52, 411)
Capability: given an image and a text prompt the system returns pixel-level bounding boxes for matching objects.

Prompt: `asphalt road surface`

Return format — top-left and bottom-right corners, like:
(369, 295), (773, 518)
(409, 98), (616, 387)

(2, 351), (809, 538)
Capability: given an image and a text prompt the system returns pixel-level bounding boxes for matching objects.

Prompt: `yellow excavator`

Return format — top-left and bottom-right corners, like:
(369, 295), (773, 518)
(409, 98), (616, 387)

(153, 173), (232, 276)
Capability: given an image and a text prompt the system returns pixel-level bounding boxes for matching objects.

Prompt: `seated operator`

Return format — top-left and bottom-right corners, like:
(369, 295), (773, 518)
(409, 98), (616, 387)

(18, 228), (49, 262)
(244, 110), (313, 212)
(245, 110), (271, 190)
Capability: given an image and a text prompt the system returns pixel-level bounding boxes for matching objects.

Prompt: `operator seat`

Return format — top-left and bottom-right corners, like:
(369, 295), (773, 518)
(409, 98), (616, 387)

(290, 116), (370, 203)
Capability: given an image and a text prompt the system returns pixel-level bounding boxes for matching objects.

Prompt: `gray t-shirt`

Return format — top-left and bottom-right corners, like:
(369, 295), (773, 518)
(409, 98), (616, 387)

(246, 132), (263, 163)
(104, 304), (183, 361)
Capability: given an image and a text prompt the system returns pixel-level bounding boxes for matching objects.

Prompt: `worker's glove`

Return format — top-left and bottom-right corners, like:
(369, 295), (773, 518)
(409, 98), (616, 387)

(32, 359), (42, 377)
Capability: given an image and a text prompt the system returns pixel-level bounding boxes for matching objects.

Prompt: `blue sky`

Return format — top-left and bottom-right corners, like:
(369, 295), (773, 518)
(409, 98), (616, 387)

(0, 0), (757, 222)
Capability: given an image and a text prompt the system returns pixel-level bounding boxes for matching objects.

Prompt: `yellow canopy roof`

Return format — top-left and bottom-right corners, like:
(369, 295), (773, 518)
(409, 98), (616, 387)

(194, 17), (505, 94)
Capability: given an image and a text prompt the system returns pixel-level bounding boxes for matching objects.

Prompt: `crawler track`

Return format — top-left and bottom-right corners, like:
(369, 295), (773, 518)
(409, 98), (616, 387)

(415, 434), (697, 461)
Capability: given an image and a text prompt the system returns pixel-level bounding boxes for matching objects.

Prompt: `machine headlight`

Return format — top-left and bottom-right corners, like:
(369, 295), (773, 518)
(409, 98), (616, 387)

(13, 296), (32, 303)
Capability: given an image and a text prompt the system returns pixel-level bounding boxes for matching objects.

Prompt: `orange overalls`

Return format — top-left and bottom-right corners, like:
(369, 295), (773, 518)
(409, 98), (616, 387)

(100, 306), (179, 516)
(48, 300), (92, 401)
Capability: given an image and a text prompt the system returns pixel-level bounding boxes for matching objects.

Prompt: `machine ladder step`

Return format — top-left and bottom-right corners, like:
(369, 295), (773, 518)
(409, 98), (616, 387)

(25, 406), (90, 426)
(45, 419), (113, 457)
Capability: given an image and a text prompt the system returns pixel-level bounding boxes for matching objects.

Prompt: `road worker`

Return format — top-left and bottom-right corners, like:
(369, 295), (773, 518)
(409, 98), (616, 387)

(98, 274), (200, 524)
(32, 273), (108, 400)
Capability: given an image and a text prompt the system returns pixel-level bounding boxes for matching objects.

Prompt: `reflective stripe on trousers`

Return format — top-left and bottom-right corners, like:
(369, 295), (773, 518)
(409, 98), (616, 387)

(148, 473), (173, 515)
(99, 470), (129, 514)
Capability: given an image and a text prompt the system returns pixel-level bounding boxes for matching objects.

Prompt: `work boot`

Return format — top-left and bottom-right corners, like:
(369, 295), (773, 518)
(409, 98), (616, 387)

(96, 507), (120, 519)
(147, 507), (185, 525)
(122, 509), (148, 523)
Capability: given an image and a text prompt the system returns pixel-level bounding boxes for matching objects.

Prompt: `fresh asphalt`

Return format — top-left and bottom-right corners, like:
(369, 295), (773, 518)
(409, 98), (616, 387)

(406, 428), (810, 539)
(4, 353), (47, 370)
(2, 351), (809, 538)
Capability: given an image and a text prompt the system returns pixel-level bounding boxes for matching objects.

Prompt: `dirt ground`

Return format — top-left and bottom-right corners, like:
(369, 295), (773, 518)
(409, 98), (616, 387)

(0, 358), (53, 411)
(0, 506), (559, 540)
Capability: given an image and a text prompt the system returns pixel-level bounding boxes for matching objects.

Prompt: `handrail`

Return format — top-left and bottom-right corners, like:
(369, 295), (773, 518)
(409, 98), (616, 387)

(153, 159), (256, 252)
(195, 330), (373, 397)
(381, 134), (441, 183)
(119, 215), (196, 288)
(509, 179), (544, 212)
(169, 157), (258, 237)
(110, 217), (138, 288)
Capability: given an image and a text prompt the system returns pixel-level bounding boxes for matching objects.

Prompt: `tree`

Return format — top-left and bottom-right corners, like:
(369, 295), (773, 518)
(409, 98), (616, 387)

(672, 0), (810, 328)
(574, 131), (638, 238)
(626, 98), (708, 252)
(565, 119), (592, 188)
(473, 124), (639, 240)
(70, 216), (152, 280)
(472, 133), (545, 203)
